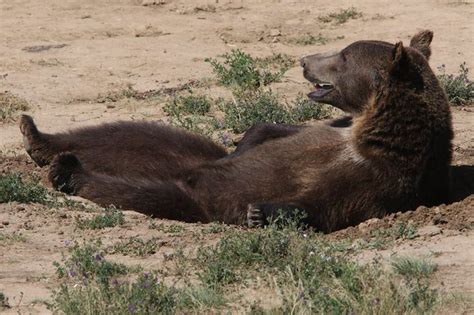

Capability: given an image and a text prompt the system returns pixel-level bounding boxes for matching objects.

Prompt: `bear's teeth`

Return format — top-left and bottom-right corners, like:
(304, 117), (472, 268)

(319, 83), (333, 89)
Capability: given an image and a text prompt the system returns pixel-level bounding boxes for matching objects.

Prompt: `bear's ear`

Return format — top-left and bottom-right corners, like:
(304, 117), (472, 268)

(390, 42), (409, 77)
(409, 30), (433, 60)
(391, 41), (407, 69)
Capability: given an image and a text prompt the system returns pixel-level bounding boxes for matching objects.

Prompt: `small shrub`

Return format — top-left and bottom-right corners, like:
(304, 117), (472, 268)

(76, 207), (124, 230)
(0, 92), (30, 121)
(218, 91), (293, 133)
(164, 94), (211, 116)
(219, 92), (330, 133)
(0, 173), (49, 204)
(319, 7), (363, 24)
(291, 95), (331, 121)
(206, 50), (291, 91)
(438, 63), (474, 105)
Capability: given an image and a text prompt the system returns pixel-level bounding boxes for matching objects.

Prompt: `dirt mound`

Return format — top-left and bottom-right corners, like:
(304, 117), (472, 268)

(333, 194), (473, 240)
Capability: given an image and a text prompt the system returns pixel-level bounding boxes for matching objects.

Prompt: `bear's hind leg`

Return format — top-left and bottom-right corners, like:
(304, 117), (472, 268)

(20, 115), (58, 167)
(49, 152), (209, 223)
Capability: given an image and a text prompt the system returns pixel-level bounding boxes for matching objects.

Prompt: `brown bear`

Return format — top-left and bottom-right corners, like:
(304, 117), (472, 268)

(21, 30), (453, 232)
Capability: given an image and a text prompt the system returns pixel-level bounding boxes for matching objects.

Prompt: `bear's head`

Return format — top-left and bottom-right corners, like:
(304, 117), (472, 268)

(300, 30), (437, 114)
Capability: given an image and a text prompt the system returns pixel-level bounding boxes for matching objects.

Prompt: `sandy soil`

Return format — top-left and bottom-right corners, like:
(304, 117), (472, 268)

(0, 0), (473, 313)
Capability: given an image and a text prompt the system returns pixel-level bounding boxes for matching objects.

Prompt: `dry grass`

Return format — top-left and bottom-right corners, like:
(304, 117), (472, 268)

(0, 91), (30, 121)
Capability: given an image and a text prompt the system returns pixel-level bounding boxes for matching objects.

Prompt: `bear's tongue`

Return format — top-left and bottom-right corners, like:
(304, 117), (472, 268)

(308, 83), (333, 98)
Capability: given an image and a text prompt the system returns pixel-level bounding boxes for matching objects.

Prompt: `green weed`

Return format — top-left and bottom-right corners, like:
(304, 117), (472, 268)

(438, 63), (473, 105)
(0, 173), (49, 204)
(75, 207), (124, 230)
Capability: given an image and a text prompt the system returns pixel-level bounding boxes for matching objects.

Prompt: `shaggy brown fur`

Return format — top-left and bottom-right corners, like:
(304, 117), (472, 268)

(23, 30), (454, 232)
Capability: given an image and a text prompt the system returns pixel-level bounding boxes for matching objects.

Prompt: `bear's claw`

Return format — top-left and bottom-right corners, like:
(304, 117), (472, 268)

(247, 204), (264, 228)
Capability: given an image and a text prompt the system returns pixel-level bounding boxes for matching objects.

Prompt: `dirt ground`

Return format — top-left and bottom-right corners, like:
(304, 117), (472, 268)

(0, 0), (473, 314)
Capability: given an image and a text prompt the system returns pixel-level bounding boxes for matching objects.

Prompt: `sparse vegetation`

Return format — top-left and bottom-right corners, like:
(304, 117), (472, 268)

(107, 236), (161, 257)
(192, 216), (443, 313)
(0, 173), (49, 204)
(364, 222), (418, 249)
(0, 232), (27, 244)
(290, 33), (329, 46)
(319, 7), (363, 24)
(149, 222), (186, 234)
(0, 91), (30, 121)
(392, 256), (437, 279)
(164, 94), (211, 116)
(40, 210), (463, 314)
(392, 256), (439, 312)
(163, 51), (328, 137)
(219, 92), (330, 133)
(75, 207), (125, 229)
(51, 241), (225, 313)
(438, 63), (473, 105)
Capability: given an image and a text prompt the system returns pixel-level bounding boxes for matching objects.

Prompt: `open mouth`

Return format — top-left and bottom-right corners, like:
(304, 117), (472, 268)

(308, 82), (334, 99)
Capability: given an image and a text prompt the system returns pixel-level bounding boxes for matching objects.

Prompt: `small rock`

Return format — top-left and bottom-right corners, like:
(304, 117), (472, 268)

(269, 29), (281, 37)
(417, 225), (442, 237)
(1, 221), (9, 226)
